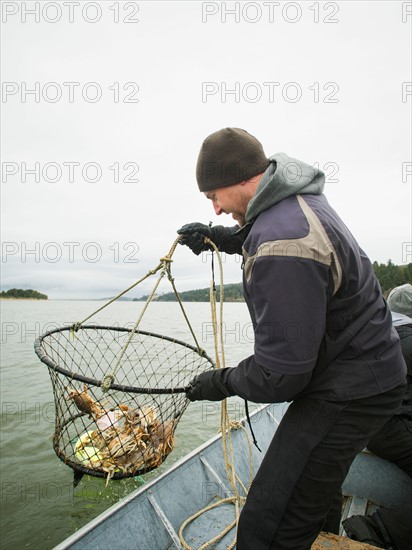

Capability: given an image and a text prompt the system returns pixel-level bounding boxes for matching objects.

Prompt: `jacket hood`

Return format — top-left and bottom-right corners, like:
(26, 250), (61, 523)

(245, 153), (325, 223)
(391, 311), (412, 327)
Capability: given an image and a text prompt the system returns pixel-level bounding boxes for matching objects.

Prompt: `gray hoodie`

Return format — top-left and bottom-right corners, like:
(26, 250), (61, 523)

(246, 153), (325, 223)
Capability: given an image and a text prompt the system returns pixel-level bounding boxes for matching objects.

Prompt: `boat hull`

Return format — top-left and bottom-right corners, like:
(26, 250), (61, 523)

(56, 403), (411, 550)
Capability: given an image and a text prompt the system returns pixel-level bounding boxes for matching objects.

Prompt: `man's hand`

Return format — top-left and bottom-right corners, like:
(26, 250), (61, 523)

(177, 223), (249, 255)
(186, 369), (232, 401)
(177, 222), (213, 255)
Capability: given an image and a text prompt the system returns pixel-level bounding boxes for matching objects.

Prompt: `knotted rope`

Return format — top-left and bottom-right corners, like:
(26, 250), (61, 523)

(70, 236), (205, 393)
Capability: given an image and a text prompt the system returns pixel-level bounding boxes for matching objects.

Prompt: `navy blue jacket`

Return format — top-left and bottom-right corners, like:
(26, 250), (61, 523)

(223, 191), (406, 403)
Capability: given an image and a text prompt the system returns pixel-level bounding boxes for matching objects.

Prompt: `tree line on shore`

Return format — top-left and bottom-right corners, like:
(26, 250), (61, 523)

(135, 261), (411, 303)
(134, 283), (245, 303)
(372, 261), (412, 296)
(0, 288), (48, 300)
(3, 261), (410, 302)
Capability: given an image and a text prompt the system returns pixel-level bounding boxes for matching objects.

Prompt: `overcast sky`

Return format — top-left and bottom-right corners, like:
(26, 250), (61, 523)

(1, 0), (411, 299)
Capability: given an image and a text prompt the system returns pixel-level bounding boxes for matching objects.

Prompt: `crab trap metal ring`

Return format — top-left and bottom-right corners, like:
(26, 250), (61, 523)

(35, 325), (214, 482)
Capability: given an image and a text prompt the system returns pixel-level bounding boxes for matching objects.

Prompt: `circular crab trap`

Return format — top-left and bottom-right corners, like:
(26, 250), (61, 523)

(34, 240), (214, 485)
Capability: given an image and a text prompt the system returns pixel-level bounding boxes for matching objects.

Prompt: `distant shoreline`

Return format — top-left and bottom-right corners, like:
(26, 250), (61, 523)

(0, 297), (48, 301)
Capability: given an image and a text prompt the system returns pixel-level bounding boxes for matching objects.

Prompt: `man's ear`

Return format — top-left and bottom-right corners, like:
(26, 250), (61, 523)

(247, 173), (264, 185)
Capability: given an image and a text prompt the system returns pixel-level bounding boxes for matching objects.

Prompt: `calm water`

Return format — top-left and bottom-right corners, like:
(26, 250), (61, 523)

(0, 300), (256, 550)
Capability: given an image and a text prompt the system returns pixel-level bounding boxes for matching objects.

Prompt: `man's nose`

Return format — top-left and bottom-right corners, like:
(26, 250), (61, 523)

(213, 201), (223, 215)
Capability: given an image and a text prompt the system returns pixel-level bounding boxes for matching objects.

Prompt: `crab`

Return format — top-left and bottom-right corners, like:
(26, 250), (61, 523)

(70, 394), (177, 484)
(124, 405), (158, 431)
(107, 430), (144, 459)
(67, 384), (106, 418)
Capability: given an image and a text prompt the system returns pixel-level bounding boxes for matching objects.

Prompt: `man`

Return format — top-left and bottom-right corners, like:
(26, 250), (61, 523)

(178, 128), (406, 549)
(368, 283), (412, 476)
(342, 283), (412, 549)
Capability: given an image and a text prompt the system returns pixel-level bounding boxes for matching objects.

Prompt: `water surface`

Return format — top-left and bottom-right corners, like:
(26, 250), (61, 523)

(1, 299), (256, 549)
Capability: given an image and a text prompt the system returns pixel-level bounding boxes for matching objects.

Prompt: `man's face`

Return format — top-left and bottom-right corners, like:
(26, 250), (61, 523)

(204, 183), (249, 226)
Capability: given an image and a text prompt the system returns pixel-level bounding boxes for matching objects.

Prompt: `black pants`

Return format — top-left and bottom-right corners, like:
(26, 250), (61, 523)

(367, 414), (412, 479)
(236, 385), (404, 550)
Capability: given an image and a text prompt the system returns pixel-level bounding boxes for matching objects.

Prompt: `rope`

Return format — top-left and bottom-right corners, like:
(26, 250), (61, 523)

(69, 263), (163, 333)
(70, 236), (206, 392)
(101, 265), (167, 392)
(178, 239), (254, 550)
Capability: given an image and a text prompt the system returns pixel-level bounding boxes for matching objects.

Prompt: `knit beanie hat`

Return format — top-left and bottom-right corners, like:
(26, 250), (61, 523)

(387, 283), (412, 316)
(196, 128), (270, 192)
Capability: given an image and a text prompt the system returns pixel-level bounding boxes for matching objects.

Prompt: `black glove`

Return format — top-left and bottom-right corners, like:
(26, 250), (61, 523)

(177, 222), (252, 255)
(177, 222), (214, 255)
(186, 369), (233, 401)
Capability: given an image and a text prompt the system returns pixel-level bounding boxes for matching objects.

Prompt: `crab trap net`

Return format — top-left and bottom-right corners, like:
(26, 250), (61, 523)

(34, 239), (214, 485)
